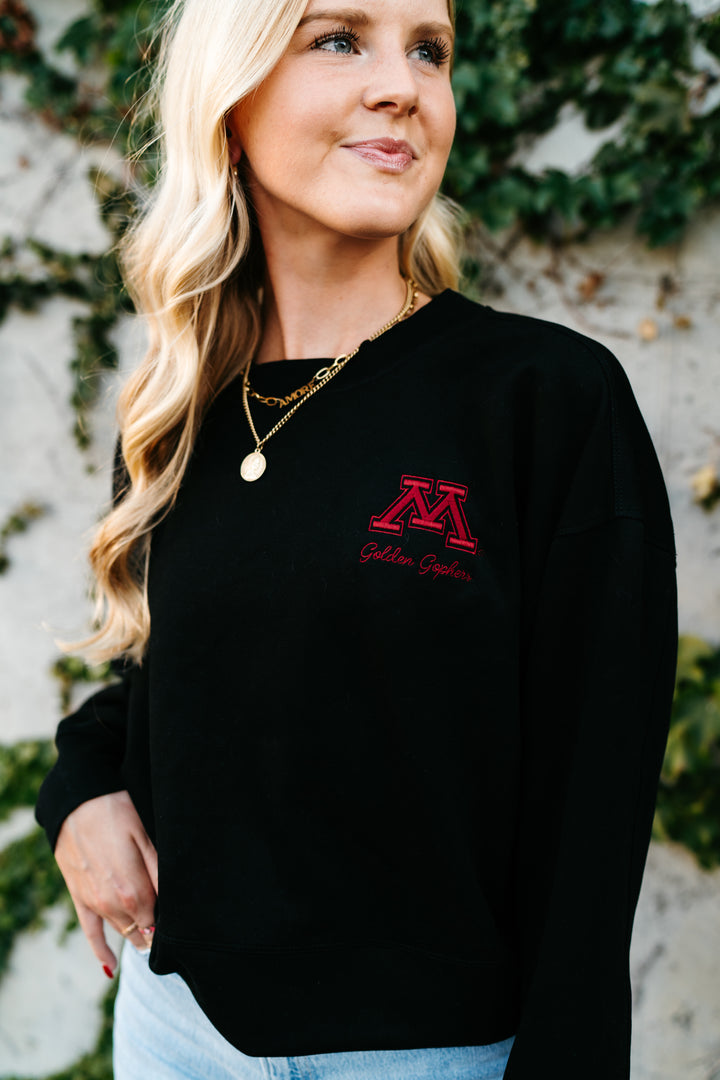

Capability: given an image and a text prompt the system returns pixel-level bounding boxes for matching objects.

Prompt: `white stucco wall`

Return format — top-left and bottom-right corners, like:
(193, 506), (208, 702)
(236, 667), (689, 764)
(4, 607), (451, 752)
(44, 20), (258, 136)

(0, 1), (718, 1076)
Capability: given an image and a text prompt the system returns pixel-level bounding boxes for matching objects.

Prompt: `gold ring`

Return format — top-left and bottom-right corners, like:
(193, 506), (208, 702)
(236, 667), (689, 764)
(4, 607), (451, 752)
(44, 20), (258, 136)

(121, 921), (138, 936)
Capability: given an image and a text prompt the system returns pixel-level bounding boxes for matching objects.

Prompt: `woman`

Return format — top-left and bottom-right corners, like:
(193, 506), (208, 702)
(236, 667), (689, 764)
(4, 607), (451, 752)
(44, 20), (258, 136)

(35, 0), (678, 1077)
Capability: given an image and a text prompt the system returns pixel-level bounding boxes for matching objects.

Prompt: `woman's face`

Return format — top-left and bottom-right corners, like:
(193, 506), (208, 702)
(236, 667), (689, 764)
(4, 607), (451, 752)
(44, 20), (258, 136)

(227, 0), (456, 246)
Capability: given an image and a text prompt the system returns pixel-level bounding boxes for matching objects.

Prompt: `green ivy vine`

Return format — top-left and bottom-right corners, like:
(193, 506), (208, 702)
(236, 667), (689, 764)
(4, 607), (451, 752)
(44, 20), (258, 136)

(449, 0), (720, 246)
(0, 828), (73, 980)
(0, 659), (117, 1077)
(0, 501), (46, 574)
(0, 740), (74, 983)
(0, 194), (133, 448)
(654, 636), (720, 868)
(51, 657), (114, 714)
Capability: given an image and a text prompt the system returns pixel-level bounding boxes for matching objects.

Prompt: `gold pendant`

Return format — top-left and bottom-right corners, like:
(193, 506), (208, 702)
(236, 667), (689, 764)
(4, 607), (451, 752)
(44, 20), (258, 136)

(240, 451), (267, 482)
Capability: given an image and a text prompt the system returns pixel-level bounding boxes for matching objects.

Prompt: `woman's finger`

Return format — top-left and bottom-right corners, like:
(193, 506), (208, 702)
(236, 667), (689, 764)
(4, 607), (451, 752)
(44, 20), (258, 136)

(114, 915), (152, 953)
(133, 824), (159, 896)
(105, 852), (157, 950)
(75, 900), (118, 975)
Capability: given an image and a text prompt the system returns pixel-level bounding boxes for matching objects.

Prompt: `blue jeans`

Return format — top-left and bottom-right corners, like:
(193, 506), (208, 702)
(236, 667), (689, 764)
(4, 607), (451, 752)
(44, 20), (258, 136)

(114, 944), (514, 1079)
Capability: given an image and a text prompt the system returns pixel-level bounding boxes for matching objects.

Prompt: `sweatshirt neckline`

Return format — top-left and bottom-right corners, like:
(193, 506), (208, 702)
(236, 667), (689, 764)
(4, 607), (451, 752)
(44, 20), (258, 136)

(243, 289), (468, 396)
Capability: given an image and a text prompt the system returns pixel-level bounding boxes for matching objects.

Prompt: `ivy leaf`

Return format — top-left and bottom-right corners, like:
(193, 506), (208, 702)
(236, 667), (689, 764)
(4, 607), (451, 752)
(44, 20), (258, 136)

(632, 78), (691, 137)
(56, 15), (101, 64)
(675, 635), (715, 688)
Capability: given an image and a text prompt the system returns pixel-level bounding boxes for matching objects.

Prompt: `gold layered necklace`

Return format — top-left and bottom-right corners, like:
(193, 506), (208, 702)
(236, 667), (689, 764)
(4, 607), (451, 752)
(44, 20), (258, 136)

(240, 277), (418, 482)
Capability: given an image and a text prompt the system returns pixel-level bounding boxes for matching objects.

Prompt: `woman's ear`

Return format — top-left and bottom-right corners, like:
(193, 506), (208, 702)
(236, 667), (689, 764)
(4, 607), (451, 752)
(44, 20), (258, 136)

(225, 121), (242, 167)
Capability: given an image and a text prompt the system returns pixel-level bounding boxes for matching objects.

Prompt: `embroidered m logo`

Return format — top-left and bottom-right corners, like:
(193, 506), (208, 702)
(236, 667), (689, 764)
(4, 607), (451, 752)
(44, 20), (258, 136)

(369, 475), (479, 554)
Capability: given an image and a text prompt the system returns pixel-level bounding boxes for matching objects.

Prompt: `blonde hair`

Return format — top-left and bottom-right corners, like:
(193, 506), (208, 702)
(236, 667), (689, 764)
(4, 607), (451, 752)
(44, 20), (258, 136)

(77, 0), (462, 664)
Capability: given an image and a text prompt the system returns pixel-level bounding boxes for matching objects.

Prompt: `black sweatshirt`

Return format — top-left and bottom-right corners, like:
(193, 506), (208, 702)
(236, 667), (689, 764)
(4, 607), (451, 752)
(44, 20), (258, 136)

(36, 290), (677, 1076)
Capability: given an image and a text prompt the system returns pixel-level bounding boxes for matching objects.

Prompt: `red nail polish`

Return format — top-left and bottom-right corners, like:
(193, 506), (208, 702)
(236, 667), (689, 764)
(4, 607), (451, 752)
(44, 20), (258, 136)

(103, 964), (114, 979)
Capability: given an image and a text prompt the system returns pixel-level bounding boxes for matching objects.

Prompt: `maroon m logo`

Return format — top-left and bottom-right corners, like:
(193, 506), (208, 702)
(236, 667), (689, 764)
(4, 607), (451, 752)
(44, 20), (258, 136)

(369, 475), (479, 554)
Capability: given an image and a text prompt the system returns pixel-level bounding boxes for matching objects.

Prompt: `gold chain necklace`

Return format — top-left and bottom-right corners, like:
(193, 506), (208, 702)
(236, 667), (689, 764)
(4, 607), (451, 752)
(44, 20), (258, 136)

(247, 378), (317, 409)
(240, 277), (418, 482)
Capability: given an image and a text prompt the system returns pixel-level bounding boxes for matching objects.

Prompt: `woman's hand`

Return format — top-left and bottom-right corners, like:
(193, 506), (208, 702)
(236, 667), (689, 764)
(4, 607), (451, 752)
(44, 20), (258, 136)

(54, 790), (158, 977)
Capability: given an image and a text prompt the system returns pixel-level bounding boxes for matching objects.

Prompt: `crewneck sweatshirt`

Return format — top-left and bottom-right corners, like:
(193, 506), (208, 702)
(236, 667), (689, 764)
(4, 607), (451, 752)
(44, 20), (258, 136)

(36, 290), (677, 1077)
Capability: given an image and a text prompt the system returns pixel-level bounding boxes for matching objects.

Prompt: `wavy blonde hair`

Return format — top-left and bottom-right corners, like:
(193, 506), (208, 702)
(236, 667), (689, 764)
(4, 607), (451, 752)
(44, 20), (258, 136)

(77, 0), (461, 664)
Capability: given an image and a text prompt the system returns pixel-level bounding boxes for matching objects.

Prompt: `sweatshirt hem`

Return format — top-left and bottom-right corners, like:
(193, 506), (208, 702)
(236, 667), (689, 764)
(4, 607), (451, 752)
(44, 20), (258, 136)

(150, 930), (520, 1057)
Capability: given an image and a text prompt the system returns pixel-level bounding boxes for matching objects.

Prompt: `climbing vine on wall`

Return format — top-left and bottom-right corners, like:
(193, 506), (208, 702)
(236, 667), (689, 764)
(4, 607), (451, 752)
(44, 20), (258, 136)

(654, 637), (720, 868)
(0, 228), (131, 447)
(0, 660), (117, 1078)
(51, 657), (113, 713)
(449, 0), (720, 245)
(0, 501), (46, 573)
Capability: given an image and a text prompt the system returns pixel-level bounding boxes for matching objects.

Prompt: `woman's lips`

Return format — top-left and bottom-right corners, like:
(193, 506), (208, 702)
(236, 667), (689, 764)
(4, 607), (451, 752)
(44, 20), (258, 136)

(344, 139), (415, 172)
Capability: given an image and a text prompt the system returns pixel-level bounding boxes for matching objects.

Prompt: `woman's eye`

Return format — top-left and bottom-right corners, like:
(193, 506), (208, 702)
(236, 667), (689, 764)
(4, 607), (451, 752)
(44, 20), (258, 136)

(311, 27), (360, 55)
(412, 37), (451, 67)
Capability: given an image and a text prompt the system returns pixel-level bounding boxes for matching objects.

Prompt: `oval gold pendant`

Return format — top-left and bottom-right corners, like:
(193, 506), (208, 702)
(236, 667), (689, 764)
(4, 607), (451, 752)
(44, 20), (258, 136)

(240, 451), (267, 482)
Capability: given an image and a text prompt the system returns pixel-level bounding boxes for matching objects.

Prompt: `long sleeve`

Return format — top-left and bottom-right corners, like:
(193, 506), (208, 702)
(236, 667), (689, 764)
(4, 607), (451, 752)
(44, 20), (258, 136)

(35, 675), (133, 851)
(35, 435), (134, 851)
(504, 345), (677, 1077)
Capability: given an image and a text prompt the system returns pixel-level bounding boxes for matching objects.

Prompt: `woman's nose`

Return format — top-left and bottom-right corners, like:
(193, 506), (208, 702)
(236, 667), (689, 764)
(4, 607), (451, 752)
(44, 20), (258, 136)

(361, 53), (420, 117)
